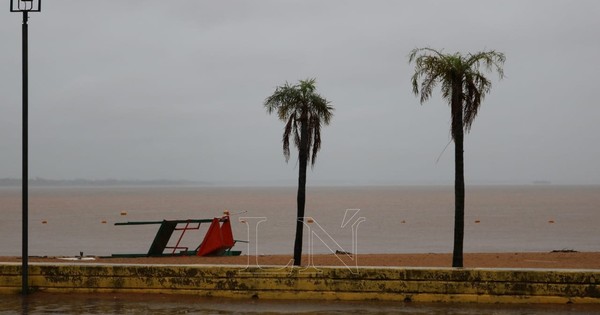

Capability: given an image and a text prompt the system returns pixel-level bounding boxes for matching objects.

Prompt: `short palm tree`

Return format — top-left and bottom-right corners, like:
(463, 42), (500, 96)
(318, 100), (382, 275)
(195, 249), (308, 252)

(409, 48), (505, 267)
(264, 78), (334, 266)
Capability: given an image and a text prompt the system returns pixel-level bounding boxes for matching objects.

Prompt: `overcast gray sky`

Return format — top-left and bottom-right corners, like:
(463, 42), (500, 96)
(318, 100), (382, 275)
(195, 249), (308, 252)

(1, 0), (599, 185)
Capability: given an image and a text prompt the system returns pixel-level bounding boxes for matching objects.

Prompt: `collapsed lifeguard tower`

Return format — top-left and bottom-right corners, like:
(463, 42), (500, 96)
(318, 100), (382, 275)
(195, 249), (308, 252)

(112, 214), (243, 257)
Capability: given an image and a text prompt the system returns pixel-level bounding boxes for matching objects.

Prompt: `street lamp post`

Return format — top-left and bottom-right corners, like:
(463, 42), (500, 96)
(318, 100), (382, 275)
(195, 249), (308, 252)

(10, 0), (41, 295)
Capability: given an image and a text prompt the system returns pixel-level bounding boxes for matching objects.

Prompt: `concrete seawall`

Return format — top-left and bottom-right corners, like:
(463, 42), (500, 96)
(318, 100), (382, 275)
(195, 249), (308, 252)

(1, 263), (599, 304)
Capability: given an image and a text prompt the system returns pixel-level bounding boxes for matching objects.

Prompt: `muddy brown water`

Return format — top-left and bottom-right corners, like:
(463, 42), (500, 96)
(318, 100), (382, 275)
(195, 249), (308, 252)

(1, 185), (599, 257)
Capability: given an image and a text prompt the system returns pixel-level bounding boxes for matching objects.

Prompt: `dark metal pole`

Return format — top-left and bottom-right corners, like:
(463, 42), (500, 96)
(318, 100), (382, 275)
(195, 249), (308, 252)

(22, 10), (29, 295)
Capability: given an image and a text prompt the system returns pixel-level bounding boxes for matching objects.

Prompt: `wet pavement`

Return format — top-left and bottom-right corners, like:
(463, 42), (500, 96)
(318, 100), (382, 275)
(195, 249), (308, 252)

(1, 293), (600, 315)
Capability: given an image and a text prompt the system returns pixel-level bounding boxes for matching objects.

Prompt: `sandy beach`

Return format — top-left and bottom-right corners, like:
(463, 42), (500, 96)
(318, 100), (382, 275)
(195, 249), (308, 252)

(2, 252), (599, 269)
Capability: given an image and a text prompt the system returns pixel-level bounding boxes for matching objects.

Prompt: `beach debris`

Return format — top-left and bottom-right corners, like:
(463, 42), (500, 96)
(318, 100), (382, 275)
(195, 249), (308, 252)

(551, 249), (578, 253)
(57, 256), (96, 261)
(56, 252), (96, 261)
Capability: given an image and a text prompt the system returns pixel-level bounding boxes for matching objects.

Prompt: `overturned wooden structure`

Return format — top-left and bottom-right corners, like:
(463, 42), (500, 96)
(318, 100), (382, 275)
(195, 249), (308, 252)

(113, 215), (241, 257)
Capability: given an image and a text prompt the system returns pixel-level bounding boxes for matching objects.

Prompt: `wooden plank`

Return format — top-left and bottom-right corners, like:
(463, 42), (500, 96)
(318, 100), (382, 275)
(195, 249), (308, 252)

(115, 219), (214, 226)
(147, 221), (178, 256)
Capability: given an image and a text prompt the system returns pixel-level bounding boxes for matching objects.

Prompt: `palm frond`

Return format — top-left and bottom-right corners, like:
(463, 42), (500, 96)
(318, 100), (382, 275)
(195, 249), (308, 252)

(282, 114), (295, 162)
(310, 115), (322, 167)
(293, 119), (301, 150)
(466, 51), (505, 80)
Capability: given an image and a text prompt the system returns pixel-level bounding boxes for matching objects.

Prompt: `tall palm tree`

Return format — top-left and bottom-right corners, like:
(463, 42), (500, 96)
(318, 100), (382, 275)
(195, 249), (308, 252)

(264, 78), (334, 266)
(409, 48), (505, 267)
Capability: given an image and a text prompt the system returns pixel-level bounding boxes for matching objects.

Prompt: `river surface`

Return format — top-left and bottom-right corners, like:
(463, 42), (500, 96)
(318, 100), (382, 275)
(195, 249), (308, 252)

(0, 185), (599, 257)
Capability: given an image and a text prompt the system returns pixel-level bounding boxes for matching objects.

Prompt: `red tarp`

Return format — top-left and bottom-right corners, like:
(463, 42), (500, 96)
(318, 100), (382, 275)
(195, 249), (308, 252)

(196, 216), (235, 256)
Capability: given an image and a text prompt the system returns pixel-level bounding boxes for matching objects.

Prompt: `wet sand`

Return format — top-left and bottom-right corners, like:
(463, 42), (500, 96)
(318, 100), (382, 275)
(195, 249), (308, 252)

(2, 252), (599, 269)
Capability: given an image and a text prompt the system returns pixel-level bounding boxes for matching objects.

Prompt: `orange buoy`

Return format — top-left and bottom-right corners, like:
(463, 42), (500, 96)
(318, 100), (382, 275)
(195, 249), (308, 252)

(120, 211), (127, 216)
(475, 220), (481, 224)
(42, 220), (47, 224)
(306, 217), (314, 223)
(101, 220), (107, 224)
(548, 220), (555, 224)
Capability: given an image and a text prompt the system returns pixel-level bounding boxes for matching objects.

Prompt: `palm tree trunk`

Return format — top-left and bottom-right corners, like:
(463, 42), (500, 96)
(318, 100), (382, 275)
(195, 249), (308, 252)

(293, 113), (309, 266)
(451, 88), (465, 268)
(452, 128), (465, 268)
